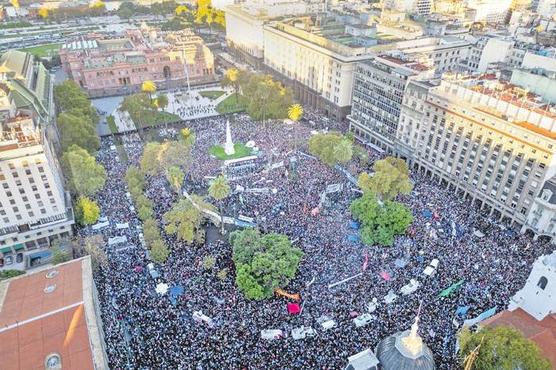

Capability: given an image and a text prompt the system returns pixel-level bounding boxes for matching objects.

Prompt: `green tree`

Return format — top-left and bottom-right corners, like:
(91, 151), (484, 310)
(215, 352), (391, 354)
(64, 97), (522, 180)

(57, 112), (100, 154)
(308, 131), (353, 166)
(83, 235), (108, 271)
(359, 156), (413, 200)
(159, 140), (192, 172)
(166, 166), (185, 193)
(143, 218), (161, 246)
(140, 142), (163, 176)
(230, 229), (303, 300)
(459, 326), (551, 370)
(208, 175), (230, 233)
(62, 145), (106, 196)
(150, 239), (170, 263)
(75, 196), (100, 225)
(156, 93), (169, 111)
(51, 245), (70, 265)
(125, 166), (145, 192)
(163, 196), (213, 245)
(54, 80), (99, 123)
(350, 193), (413, 247)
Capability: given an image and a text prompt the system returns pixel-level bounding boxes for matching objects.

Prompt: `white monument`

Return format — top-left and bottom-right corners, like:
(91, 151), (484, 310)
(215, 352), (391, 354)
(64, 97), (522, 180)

(224, 120), (235, 155)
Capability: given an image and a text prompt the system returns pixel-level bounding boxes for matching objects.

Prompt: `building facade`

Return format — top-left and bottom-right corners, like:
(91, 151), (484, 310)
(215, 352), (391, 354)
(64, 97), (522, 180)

(349, 56), (433, 151)
(263, 16), (374, 120)
(0, 50), (74, 271)
(395, 77), (556, 232)
(60, 28), (216, 97)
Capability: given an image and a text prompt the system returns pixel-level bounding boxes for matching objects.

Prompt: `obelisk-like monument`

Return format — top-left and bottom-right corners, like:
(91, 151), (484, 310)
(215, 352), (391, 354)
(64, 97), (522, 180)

(224, 120), (235, 155)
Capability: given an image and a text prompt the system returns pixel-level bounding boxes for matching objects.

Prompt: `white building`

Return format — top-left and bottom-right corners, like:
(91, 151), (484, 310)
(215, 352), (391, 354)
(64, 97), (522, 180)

(508, 250), (556, 320)
(224, 0), (324, 65)
(0, 51), (74, 271)
(466, 0), (513, 23)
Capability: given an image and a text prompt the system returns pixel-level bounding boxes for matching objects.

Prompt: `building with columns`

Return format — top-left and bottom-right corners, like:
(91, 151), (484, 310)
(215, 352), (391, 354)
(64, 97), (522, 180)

(60, 27), (216, 97)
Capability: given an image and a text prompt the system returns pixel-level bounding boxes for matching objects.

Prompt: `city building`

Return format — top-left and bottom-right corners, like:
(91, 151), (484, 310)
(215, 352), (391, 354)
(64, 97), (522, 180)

(0, 50), (74, 271)
(224, 0), (324, 67)
(263, 15), (376, 119)
(483, 250), (556, 368)
(395, 76), (556, 231)
(349, 55), (434, 151)
(465, 0), (513, 24)
(59, 27), (216, 97)
(0, 257), (109, 370)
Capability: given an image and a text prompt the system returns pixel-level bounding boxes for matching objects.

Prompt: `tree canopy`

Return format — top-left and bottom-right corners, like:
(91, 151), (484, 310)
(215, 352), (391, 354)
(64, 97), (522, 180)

(359, 157), (413, 200)
(208, 175), (230, 201)
(163, 196), (215, 245)
(350, 193), (413, 247)
(57, 112), (100, 154)
(459, 326), (551, 370)
(62, 145), (106, 196)
(230, 229), (303, 300)
(308, 131), (353, 166)
(75, 196), (100, 225)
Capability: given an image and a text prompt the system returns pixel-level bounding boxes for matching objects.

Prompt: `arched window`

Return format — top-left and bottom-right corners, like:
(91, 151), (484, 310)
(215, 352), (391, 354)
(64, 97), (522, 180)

(163, 66), (171, 79)
(538, 276), (548, 290)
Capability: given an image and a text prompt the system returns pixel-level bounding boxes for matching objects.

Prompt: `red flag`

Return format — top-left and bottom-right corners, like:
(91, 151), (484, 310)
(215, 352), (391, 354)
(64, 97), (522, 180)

(362, 251), (369, 272)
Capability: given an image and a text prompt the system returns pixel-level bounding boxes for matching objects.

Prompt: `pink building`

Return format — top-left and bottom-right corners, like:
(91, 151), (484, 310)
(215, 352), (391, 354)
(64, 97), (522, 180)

(60, 27), (216, 97)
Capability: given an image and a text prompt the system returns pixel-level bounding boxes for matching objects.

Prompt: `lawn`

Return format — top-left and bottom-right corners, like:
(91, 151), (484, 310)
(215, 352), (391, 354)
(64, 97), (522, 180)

(120, 94), (181, 128)
(199, 90), (226, 100)
(209, 143), (253, 160)
(107, 115), (118, 134)
(216, 93), (247, 114)
(20, 43), (62, 58)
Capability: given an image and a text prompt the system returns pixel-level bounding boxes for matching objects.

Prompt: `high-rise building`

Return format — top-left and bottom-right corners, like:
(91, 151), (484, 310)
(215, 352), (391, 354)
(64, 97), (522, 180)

(395, 76), (556, 232)
(349, 55), (434, 151)
(0, 51), (74, 271)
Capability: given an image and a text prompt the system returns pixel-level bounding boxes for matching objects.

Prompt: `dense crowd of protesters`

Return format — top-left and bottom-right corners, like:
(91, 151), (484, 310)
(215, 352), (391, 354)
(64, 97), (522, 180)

(84, 113), (553, 370)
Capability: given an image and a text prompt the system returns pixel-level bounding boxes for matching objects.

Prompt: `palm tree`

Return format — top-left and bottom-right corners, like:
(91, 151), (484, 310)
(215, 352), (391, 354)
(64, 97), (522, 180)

(334, 138), (353, 165)
(288, 104), (304, 122)
(208, 175), (230, 234)
(288, 104), (303, 149)
(141, 80), (157, 103)
(166, 166), (185, 193)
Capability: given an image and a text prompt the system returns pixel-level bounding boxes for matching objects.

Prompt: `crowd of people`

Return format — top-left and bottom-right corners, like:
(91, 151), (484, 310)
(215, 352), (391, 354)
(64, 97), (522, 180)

(85, 113), (553, 370)
(168, 92), (219, 120)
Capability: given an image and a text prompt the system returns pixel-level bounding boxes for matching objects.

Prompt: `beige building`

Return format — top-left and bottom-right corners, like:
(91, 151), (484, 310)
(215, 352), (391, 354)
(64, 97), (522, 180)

(395, 76), (556, 238)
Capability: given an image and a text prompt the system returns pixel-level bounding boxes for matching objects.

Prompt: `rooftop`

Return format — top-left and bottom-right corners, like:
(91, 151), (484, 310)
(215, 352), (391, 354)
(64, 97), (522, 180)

(483, 308), (556, 369)
(0, 257), (108, 370)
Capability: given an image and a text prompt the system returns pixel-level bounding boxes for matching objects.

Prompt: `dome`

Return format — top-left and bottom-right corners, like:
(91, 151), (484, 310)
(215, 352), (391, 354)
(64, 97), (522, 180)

(375, 315), (436, 370)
